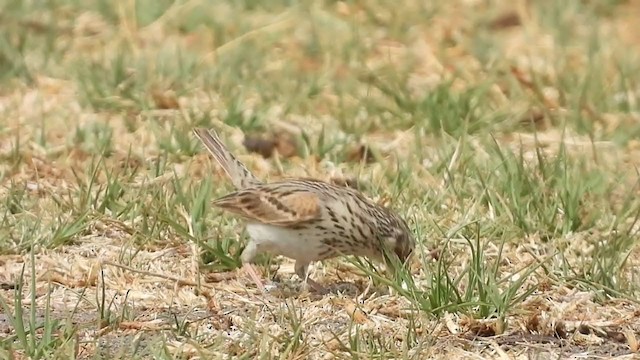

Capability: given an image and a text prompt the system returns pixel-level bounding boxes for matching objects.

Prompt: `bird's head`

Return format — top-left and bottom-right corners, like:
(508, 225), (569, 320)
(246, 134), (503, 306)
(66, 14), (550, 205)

(378, 213), (415, 267)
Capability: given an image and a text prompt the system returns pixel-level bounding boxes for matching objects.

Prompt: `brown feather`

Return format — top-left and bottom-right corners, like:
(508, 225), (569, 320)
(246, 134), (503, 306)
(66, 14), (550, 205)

(193, 128), (262, 189)
(212, 187), (321, 226)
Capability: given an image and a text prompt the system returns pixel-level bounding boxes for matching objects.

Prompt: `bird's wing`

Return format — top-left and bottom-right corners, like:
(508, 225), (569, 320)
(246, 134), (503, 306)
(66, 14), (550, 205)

(212, 184), (321, 226)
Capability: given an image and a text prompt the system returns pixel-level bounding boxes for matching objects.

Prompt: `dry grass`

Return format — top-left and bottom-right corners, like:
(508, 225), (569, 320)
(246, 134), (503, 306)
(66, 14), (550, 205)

(1, 0), (640, 359)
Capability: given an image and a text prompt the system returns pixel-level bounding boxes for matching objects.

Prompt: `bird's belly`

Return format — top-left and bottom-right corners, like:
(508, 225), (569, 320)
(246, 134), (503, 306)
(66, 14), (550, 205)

(245, 223), (325, 261)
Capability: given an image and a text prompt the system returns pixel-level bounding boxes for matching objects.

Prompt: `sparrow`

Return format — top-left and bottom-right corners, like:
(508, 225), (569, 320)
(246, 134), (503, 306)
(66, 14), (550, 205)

(193, 127), (415, 293)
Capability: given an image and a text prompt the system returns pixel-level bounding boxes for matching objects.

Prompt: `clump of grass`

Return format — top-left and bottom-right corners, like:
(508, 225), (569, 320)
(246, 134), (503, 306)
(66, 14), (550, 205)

(0, 251), (79, 358)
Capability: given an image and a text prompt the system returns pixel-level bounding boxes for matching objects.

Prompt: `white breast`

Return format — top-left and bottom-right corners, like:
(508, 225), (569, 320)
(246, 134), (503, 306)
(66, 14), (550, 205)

(245, 223), (324, 262)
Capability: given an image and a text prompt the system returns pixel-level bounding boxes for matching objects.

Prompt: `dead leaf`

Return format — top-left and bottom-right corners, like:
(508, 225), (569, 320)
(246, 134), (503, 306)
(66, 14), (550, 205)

(204, 272), (237, 283)
(86, 261), (100, 287)
(346, 144), (375, 163)
(344, 300), (370, 325)
(38, 271), (90, 288)
(203, 309), (234, 331)
(274, 132), (298, 158)
(151, 88), (179, 109)
(376, 194), (392, 208)
(510, 66), (534, 89)
(68, 148), (90, 162)
(324, 338), (344, 351)
(526, 313), (541, 333)
(554, 320), (568, 339)
(377, 304), (402, 318)
(605, 330), (628, 343)
(466, 320), (496, 337)
(243, 135), (276, 158)
(538, 278), (552, 292)
(625, 329), (638, 352)
(488, 11), (521, 30)
(120, 321), (167, 331)
(243, 132), (298, 159)
(329, 176), (362, 190)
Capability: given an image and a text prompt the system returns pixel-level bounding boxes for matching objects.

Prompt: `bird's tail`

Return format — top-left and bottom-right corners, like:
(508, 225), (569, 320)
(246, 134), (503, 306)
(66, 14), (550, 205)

(193, 128), (261, 189)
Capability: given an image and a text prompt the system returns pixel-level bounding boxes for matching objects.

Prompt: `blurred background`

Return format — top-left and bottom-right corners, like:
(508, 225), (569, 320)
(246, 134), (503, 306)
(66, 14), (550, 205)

(1, 0), (640, 358)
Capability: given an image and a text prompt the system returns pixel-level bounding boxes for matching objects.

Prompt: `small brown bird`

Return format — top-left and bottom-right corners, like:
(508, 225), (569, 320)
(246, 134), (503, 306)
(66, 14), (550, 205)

(194, 127), (415, 293)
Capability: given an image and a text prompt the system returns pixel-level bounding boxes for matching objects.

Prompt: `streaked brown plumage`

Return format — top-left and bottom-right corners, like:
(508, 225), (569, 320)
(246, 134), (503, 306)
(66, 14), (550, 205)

(194, 127), (415, 293)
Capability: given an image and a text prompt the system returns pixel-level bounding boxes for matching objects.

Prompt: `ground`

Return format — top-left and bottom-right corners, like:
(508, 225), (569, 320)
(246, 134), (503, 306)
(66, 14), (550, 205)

(1, 0), (640, 359)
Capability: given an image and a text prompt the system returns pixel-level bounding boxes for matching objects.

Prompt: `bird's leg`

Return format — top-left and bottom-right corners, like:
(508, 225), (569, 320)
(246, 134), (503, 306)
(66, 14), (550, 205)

(243, 263), (265, 293)
(240, 241), (266, 293)
(295, 261), (327, 294)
